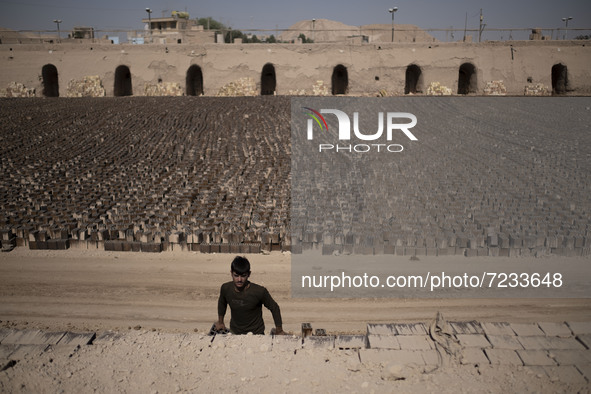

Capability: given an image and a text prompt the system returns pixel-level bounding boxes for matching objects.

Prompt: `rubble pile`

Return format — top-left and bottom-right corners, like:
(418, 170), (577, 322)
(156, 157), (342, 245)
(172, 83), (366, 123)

(143, 82), (184, 97)
(66, 76), (106, 98)
(0, 82), (36, 98)
(524, 84), (551, 96)
(216, 78), (257, 96)
(311, 80), (329, 96)
(483, 81), (507, 96)
(426, 82), (452, 96)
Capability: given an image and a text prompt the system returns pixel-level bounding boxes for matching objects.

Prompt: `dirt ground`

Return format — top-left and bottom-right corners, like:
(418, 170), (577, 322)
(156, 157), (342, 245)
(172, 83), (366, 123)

(1, 249), (590, 393)
(1, 249), (590, 335)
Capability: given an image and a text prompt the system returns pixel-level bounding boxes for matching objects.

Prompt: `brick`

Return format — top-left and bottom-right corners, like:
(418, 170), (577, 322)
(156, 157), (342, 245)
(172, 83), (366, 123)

(550, 349), (591, 365)
(359, 349), (425, 366)
(335, 335), (366, 349)
(484, 349), (523, 366)
(57, 332), (96, 346)
(6, 344), (49, 359)
(576, 334), (591, 349)
(302, 336), (334, 349)
(518, 336), (586, 351)
(567, 322), (591, 335)
(538, 322), (573, 337)
(0, 328), (13, 343)
(485, 335), (523, 351)
(367, 323), (397, 336)
(93, 331), (124, 344)
(456, 334), (491, 348)
(450, 321), (484, 335)
(390, 323), (428, 336)
(140, 242), (162, 253)
(396, 335), (433, 350)
(272, 336), (301, 352)
(575, 363), (591, 382)
(542, 366), (587, 386)
(510, 323), (545, 336)
(481, 322), (515, 336)
(367, 334), (400, 349)
(460, 348), (490, 365)
(516, 350), (557, 366)
(1, 330), (65, 345)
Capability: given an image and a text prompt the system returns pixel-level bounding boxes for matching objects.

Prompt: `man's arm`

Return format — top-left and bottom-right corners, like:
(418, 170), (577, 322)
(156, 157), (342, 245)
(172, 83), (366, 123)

(216, 284), (228, 330)
(262, 288), (284, 334)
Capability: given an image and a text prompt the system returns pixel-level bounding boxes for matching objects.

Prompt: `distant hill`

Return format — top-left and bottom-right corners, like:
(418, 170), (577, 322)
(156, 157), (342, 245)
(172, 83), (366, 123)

(278, 19), (437, 43)
(0, 27), (57, 44)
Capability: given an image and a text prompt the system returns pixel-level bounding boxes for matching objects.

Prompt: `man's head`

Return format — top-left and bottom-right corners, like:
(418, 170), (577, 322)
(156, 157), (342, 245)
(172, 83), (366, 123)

(231, 256), (251, 289)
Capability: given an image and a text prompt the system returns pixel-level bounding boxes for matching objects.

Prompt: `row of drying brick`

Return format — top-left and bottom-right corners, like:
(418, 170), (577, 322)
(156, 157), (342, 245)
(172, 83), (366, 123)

(292, 242), (590, 257)
(0, 98), (291, 254)
(270, 320), (591, 385)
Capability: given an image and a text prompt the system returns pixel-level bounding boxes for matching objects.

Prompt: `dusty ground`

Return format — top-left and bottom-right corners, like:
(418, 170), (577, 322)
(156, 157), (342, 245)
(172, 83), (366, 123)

(1, 249), (590, 335)
(0, 249), (590, 393)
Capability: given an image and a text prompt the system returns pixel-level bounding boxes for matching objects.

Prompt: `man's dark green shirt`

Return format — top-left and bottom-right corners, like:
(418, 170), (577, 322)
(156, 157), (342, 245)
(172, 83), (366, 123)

(217, 281), (282, 335)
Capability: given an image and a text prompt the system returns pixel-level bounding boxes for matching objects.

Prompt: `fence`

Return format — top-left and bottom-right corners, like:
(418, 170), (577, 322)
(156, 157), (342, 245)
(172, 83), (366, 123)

(1, 27), (590, 45)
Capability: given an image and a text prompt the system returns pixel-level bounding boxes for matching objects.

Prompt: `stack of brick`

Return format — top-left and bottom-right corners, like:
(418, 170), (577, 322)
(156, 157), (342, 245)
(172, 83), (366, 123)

(359, 319), (591, 387)
(216, 77), (257, 96)
(426, 82), (452, 96)
(0, 82), (35, 97)
(312, 80), (329, 96)
(524, 84), (551, 96)
(287, 89), (307, 95)
(143, 82), (183, 97)
(484, 81), (507, 96)
(0, 97), (589, 256)
(1, 229), (16, 252)
(66, 76), (106, 97)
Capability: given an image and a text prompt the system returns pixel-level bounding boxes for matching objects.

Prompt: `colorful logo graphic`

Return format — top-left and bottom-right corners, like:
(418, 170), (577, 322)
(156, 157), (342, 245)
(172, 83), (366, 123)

(302, 106), (418, 153)
(303, 107), (328, 132)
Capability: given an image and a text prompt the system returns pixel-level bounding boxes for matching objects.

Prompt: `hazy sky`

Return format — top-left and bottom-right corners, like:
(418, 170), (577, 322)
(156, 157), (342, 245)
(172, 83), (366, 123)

(0, 0), (589, 39)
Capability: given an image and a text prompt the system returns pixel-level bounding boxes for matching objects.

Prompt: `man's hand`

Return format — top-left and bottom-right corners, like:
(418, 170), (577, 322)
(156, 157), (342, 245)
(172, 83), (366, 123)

(214, 321), (226, 331)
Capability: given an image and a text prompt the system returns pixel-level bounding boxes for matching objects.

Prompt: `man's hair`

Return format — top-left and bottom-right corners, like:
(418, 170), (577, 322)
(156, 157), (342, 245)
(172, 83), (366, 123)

(231, 256), (251, 275)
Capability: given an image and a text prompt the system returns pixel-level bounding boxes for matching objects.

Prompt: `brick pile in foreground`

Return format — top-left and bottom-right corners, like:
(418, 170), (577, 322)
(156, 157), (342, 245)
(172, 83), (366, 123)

(0, 97), (589, 256)
(0, 320), (589, 391)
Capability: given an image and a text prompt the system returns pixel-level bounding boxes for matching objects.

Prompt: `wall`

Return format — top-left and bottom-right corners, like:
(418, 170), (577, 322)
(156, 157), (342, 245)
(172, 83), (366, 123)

(0, 40), (590, 97)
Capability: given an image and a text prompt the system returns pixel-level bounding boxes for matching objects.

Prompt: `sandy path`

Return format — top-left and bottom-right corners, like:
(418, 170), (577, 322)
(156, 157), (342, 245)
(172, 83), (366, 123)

(1, 249), (589, 335)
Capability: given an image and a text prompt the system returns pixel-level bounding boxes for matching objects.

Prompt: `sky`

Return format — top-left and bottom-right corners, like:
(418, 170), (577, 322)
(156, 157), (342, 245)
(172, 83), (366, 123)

(0, 0), (589, 41)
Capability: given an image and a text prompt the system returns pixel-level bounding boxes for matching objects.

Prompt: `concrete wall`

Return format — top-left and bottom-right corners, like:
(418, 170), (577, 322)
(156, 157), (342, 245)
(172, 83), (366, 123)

(1, 40), (590, 97)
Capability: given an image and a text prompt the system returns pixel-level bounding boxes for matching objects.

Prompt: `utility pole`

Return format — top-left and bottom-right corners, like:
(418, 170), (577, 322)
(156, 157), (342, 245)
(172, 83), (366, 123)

(463, 12), (467, 42)
(389, 7), (398, 42)
(145, 8), (152, 43)
(53, 19), (62, 43)
(479, 9), (486, 42)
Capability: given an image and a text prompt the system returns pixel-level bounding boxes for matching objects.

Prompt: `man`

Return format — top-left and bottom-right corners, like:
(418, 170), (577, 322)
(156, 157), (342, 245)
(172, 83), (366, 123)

(215, 256), (284, 335)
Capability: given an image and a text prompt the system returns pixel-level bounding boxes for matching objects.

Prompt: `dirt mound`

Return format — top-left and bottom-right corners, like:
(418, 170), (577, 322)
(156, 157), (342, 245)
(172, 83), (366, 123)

(279, 19), (437, 43)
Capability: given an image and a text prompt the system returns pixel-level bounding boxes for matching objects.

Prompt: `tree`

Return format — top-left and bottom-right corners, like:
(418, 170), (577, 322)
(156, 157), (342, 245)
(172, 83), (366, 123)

(225, 29), (244, 43)
(267, 35), (277, 43)
(197, 17), (226, 30)
(248, 35), (261, 43)
(298, 33), (314, 43)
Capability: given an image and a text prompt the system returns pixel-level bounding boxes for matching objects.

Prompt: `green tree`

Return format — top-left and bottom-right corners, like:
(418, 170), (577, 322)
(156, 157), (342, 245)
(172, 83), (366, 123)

(197, 17), (226, 30)
(298, 33), (314, 43)
(249, 35), (261, 43)
(225, 29), (245, 43)
(267, 35), (277, 43)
